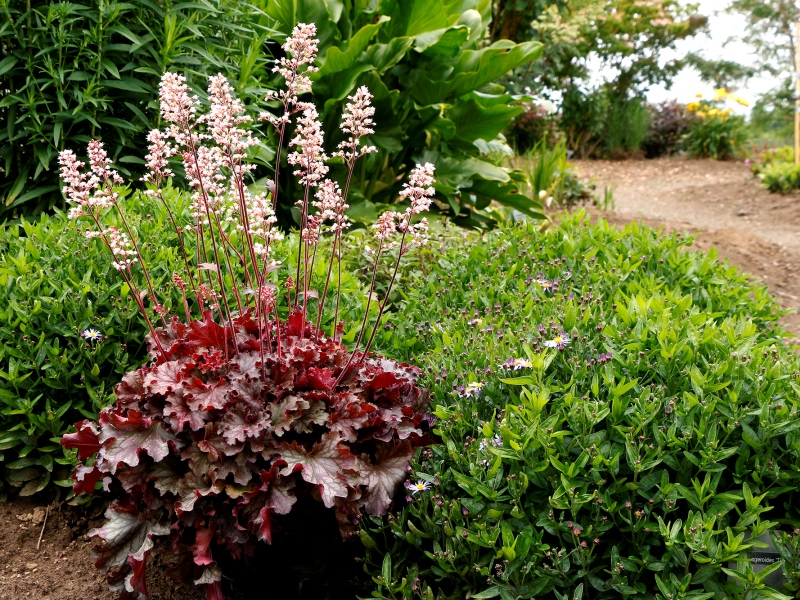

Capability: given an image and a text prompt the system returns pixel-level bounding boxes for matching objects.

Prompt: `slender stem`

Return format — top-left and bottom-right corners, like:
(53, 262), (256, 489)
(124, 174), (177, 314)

(334, 241), (383, 386)
(153, 186), (197, 292)
(110, 198), (167, 327)
(362, 228), (408, 360)
(88, 212), (164, 357)
(317, 160), (355, 332)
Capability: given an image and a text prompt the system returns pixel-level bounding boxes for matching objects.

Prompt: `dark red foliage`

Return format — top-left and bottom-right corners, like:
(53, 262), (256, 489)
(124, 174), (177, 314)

(61, 311), (430, 599)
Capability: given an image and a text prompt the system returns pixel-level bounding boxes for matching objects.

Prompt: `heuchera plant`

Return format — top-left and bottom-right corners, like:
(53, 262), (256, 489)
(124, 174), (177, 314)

(58, 23), (435, 600)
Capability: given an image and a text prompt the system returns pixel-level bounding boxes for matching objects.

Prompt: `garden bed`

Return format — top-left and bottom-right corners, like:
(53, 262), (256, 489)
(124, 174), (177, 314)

(2, 158), (799, 599)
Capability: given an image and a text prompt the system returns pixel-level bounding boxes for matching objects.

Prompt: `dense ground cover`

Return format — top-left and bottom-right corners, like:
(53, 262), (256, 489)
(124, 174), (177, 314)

(356, 213), (800, 599)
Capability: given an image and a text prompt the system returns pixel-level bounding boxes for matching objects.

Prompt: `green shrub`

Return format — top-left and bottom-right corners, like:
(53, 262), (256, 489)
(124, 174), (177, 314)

(0, 0), (268, 220)
(513, 141), (595, 209)
(684, 112), (748, 160)
(749, 146), (794, 177)
(257, 0), (545, 228)
(358, 213), (799, 600)
(604, 98), (651, 158)
(758, 161), (800, 194)
(683, 96), (749, 161)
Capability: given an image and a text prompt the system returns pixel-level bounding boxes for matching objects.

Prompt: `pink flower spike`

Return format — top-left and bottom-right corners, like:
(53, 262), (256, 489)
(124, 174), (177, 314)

(141, 130), (176, 189)
(333, 86), (377, 164)
(87, 140), (123, 187)
(159, 72), (198, 128)
(399, 163), (436, 215)
(287, 103), (329, 188)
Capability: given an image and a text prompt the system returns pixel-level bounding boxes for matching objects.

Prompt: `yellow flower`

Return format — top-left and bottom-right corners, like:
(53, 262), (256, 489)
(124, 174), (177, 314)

(707, 108), (720, 117)
(734, 96), (749, 107)
(722, 108), (733, 116)
(695, 93), (703, 98)
(696, 110), (706, 118)
(713, 87), (728, 100)
(686, 102), (700, 112)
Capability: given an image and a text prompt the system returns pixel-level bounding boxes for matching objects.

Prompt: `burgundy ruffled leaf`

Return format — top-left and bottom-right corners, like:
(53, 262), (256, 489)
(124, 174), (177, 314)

(187, 312), (228, 349)
(191, 523), (216, 566)
(278, 432), (355, 508)
(145, 360), (185, 396)
(73, 463), (103, 495)
(327, 401), (371, 442)
(357, 440), (413, 515)
(295, 367), (336, 390)
(98, 409), (181, 473)
(185, 378), (231, 411)
(89, 505), (169, 569)
(115, 371), (145, 404)
(126, 556), (148, 596)
(218, 402), (270, 446)
(61, 419), (101, 460)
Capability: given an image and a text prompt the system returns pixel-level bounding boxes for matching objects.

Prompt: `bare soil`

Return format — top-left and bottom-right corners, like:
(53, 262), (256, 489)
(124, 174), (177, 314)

(0, 497), (202, 600)
(575, 157), (800, 341)
(2, 156), (798, 599)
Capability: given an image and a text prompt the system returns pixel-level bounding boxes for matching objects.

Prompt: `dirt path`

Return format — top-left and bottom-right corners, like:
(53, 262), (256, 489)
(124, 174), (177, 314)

(575, 157), (800, 341)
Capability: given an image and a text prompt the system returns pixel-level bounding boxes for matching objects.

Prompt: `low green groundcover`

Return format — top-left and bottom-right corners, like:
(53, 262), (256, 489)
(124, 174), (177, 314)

(359, 213), (800, 600)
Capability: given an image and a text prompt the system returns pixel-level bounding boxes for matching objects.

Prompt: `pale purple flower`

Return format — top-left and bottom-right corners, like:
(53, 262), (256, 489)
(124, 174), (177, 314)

(501, 358), (533, 370)
(459, 381), (484, 398)
(544, 333), (571, 350)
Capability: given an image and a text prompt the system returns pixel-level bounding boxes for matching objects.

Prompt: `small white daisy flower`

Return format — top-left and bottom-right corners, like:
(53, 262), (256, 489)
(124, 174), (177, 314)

(460, 382), (484, 398)
(544, 333), (571, 350)
(82, 329), (103, 342)
(409, 480), (431, 494)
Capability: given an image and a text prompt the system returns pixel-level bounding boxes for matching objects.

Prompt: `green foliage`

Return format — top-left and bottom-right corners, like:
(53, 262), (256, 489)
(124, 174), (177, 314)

(728, 0), (798, 78)
(258, 0), (545, 228)
(604, 98), (651, 158)
(684, 114), (748, 161)
(357, 212), (798, 600)
(748, 84), (794, 149)
(511, 0), (705, 155)
(0, 0), (270, 220)
(513, 141), (595, 209)
(757, 162), (800, 194)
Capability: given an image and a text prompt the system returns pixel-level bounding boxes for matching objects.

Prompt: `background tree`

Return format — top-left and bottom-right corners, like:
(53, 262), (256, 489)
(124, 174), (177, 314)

(727, 0), (800, 146)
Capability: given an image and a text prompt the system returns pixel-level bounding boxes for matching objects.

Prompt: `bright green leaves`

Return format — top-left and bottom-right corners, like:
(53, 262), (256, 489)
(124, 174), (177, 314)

(410, 40), (544, 106)
(356, 212), (799, 600)
(1, 0), (269, 219)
